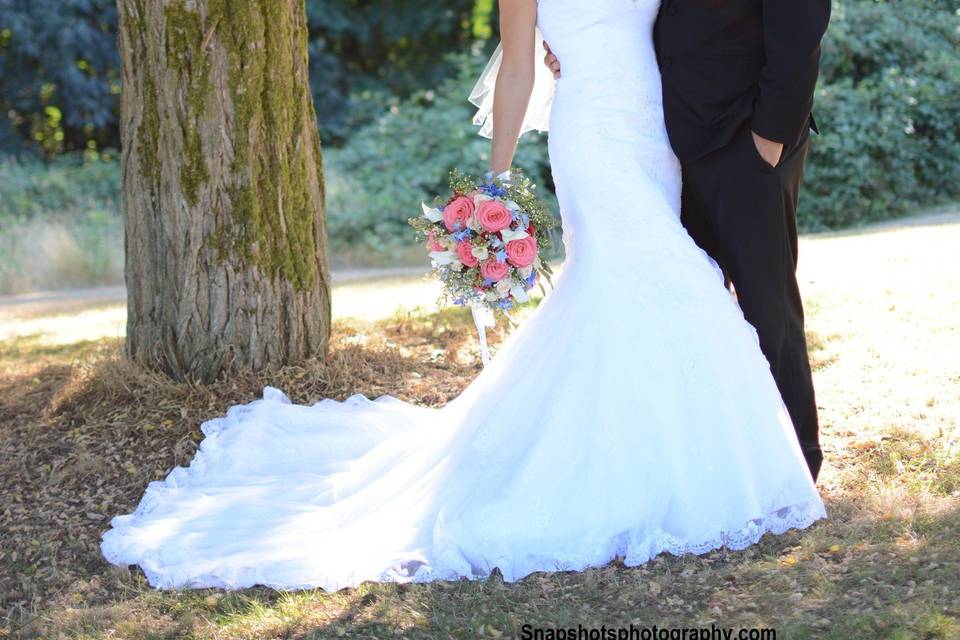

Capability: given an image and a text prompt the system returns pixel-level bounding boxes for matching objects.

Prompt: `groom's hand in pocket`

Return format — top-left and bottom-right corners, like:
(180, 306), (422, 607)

(543, 42), (561, 79)
(751, 131), (784, 168)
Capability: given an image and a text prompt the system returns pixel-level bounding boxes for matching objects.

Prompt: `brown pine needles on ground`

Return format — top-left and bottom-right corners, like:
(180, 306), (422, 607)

(0, 311), (491, 632)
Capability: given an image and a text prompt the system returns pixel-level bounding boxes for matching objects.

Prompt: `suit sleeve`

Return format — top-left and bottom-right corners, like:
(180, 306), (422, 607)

(751, 0), (832, 145)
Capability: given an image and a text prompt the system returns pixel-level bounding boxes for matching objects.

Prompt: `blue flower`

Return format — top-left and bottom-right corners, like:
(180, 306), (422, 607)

(479, 181), (508, 198)
(453, 229), (474, 241)
(498, 298), (514, 310)
(495, 249), (508, 263)
(483, 277), (495, 287)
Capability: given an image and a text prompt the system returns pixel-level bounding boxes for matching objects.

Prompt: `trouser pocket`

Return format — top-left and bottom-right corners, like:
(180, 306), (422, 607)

(741, 122), (779, 173)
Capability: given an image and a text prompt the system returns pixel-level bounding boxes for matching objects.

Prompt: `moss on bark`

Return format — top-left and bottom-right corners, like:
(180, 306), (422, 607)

(126, 0), (324, 288)
(205, 0), (320, 290)
(123, 2), (161, 194)
(137, 74), (162, 193)
(164, 1), (210, 207)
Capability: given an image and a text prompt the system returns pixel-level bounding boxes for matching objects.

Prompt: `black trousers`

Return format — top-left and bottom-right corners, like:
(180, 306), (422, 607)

(679, 120), (823, 481)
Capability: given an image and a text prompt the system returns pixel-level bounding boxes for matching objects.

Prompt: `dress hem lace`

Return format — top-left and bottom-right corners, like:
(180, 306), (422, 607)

(100, 388), (826, 592)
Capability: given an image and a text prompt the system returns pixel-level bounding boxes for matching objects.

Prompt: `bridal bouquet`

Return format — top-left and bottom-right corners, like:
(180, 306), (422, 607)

(410, 169), (556, 317)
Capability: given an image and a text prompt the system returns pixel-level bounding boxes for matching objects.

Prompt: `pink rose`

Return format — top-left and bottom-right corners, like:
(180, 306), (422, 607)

(456, 241), (479, 268)
(427, 229), (445, 252)
(475, 200), (513, 233)
(506, 236), (538, 268)
(443, 196), (475, 232)
(480, 259), (510, 282)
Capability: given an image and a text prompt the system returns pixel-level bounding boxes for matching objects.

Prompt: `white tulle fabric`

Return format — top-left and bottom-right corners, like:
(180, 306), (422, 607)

(101, 0), (825, 591)
(469, 28), (556, 139)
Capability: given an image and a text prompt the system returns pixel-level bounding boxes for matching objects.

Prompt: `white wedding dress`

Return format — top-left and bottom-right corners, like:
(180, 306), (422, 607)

(101, 0), (825, 590)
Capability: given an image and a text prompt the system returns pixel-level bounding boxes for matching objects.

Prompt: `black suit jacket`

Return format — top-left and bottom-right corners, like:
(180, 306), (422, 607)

(653, 0), (831, 162)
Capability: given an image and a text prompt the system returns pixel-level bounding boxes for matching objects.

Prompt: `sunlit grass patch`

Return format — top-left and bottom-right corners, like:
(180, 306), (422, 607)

(845, 428), (960, 496)
(805, 328), (843, 372)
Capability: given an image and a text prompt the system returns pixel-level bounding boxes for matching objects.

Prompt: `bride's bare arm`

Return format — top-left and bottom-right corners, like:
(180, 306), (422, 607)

(490, 0), (537, 175)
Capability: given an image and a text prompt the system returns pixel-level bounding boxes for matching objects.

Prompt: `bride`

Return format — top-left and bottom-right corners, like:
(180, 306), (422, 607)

(101, 0), (825, 590)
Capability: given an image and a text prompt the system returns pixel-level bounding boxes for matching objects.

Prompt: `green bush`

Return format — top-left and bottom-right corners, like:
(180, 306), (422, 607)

(0, 0), (494, 153)
(324, 51), (554, 255)
(0, 154), (120, 218)
(305, 0), (496, 146)
(327, 0), (960, 240)
(800, 0), (960, 229)
(0, 156), (123, 294)
(0, 0), (120, 155)
(2, 0), (959, 293)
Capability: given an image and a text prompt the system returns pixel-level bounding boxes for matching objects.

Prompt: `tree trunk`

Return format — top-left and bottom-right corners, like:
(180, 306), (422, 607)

(117, 0), (332, 383)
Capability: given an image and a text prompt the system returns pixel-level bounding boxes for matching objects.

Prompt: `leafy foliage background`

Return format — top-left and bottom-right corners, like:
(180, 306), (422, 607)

(805, 0), (960, 228)
(1, 0), (958, 273)
(0, 0), (494, 152)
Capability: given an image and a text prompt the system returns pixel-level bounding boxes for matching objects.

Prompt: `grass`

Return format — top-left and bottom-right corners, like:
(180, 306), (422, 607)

(0, 157), (125, 295)
(0, 155), (425, 296)
(1, 212), (959, 639)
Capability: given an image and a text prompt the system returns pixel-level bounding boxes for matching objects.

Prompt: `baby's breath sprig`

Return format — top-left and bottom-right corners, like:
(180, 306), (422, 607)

(448, 169), (478, 197)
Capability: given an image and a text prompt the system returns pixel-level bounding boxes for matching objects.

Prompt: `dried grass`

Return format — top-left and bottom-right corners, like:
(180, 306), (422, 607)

(2, 212), (959, 639)
(0, 309), (497, 634)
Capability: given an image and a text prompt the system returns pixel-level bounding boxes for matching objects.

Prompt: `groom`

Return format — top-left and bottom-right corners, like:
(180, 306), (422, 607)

(546, 1), (831, 481)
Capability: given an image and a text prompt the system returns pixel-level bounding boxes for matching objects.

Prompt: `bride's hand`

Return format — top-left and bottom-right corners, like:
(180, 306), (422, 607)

(543, 42), (561, 79)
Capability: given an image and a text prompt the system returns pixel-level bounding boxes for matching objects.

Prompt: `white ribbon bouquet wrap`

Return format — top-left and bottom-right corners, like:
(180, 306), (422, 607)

(470, 303), (497, 366)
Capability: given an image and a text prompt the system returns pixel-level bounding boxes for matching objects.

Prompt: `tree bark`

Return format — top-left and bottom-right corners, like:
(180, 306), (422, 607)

(117, 0), (331, 383)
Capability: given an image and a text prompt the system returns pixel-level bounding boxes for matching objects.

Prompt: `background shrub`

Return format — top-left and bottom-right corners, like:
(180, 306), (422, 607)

(801, 0), (960, 229)
(0, 0), (496, 153)
(0, 157), (123, 292)
(0, 0), (119, 156)
(1, 0), (959, 292)
(324, 52), (552, 256)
